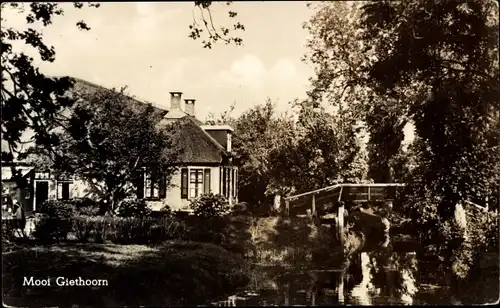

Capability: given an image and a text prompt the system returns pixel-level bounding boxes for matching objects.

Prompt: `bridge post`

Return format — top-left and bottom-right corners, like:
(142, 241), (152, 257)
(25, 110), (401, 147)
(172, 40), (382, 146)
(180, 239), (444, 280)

(312, 193), (316, 216)
(337, 201), (345, 245)
(337, 269), (345, 303)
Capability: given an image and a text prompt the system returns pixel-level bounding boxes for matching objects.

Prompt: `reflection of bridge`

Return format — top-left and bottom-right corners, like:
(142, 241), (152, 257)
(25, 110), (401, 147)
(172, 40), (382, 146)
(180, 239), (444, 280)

(283, 183), (406, 243)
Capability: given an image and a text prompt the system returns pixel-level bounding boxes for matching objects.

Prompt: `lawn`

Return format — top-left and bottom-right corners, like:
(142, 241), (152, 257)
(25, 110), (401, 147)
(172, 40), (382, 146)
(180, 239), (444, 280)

(2, 241), (249, 307)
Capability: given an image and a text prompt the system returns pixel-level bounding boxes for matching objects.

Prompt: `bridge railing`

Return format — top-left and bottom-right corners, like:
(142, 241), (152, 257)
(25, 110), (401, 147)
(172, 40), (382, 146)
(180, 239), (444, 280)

(283, 183), (406, 215)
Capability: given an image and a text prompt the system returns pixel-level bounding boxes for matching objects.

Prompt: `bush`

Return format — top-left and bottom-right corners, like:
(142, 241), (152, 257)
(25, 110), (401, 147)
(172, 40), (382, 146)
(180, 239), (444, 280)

(37, 200), (74, 219)
(33, 200), (74, 242)
(72, 216), (94, 242)
(69, 198), (99, 216)
(116, 198), (151, 217)
(189, 193), (230, 218)
(71, 215), (188, 244)
(158, 204), (173, 216)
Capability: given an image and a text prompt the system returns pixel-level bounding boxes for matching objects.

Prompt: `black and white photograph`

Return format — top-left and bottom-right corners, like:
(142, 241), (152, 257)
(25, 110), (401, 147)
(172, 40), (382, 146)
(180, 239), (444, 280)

(1, 1), (499, 306)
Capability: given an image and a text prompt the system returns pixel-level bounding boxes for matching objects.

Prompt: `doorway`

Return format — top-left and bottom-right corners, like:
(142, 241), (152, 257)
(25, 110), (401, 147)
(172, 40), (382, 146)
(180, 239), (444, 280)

(35, 181), (49, 211)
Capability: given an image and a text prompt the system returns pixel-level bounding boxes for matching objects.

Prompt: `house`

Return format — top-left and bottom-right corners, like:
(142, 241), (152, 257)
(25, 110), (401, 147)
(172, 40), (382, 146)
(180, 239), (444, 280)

(135, 91), (239, 211)
(1, 78), (238, 213)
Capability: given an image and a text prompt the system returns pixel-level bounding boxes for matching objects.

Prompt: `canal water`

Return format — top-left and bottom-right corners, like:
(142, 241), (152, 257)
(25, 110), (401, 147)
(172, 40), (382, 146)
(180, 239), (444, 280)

(205, 247), (490, 306)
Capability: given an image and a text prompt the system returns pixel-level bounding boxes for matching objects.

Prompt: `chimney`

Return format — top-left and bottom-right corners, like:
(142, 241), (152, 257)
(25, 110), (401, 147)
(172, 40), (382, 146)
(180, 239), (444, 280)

(184, 99), (196, 117)
(169, 92), (182, 110)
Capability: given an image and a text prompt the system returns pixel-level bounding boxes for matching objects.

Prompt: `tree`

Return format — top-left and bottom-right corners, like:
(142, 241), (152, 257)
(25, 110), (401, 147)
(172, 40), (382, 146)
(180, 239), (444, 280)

(229, 99), (294, 208)
(189, 1), (245, 49)
(205, 102), (236, 126)
(268, 101), (367, 195)
(303, 1), (404, 186)
(304, 0), (499, 219)
(35, 87), (181, 212)
(365, 100), (407, 183)
(359, 0), (499, 222)
(1, 1), (241, 164)
(1, 3), (100, 161)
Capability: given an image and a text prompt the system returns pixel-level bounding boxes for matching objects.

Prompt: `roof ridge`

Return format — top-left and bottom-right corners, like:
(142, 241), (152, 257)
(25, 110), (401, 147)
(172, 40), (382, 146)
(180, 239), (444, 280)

(69, 76), (168, 114)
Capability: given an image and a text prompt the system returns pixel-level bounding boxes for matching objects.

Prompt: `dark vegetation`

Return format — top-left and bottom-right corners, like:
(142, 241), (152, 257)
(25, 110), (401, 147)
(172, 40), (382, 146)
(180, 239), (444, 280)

(2, 241), (248, 307)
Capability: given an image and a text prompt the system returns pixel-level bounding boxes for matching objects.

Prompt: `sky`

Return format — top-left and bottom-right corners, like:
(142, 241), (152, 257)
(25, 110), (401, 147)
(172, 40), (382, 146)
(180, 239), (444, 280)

(3, 1), (315, 121)
(2, 1), (415, 149)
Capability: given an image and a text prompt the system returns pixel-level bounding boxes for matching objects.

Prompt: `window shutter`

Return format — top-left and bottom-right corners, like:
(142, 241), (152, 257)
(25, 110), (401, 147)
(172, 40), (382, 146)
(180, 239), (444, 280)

(204, 169), (211, 194)
(159, 174), (166, 198)
(181, 168), (188, 199)
(226, 168), (231, 198)
(136, 171), (144, 199)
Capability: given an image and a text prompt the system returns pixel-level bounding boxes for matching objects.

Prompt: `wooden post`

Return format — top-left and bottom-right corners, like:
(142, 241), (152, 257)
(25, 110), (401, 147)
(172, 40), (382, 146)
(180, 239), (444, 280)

(338, 269), (345, 304)
(338, 201), (345, 245)
(285, 200), (290, 216)
(311, 286), (316, 306)
(284, 282), (290, 306)
(312, 193), (316, 217)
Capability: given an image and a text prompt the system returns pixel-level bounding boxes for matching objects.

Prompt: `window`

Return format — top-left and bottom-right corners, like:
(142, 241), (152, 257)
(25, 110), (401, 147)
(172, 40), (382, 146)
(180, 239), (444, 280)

(57, 181), (72, 200)
(181, 168), (211, 199)
(222, 167), (227, 197)
(234, 169), (238, 199)
(220, 167), (236, 199)
(190, 169), (203, 199)
(144, 168), (166, 199)
(219, 168), (224, 194)
(35, 171), (51, 180)
(232, 168), (236, 200)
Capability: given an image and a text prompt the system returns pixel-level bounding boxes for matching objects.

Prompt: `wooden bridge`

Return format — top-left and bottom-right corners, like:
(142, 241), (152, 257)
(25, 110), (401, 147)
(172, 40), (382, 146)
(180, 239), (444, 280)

(283, 183), (406, 244)
(283, 182), (492, 244)
(284, 183), (405, 214)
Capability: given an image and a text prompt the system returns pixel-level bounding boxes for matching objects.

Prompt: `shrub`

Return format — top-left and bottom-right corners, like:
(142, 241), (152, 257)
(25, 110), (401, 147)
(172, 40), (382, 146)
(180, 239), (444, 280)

(230, 202), (251, 216)
(116, 198), (151, 217)
(158, 204), (173, 216)
(70, 198), (99, 216)
(33, 200), (74, 242)
(72, 216), (91, 242)
(189, 193), (230, 218)
(71, 215), (187, 244)
(37, 200), (74, 219)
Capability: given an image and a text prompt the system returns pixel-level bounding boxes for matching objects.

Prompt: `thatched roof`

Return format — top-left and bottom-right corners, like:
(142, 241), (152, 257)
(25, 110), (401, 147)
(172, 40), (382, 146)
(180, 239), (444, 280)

(3, 76), (227, 165)
(174, 117), (229, 164)
(70, 77), (227, 164)
(69, 77), (167, 117)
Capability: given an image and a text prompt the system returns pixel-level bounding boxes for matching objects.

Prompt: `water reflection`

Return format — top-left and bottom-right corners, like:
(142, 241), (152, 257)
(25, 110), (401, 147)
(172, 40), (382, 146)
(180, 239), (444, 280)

(208, 250), (424, 306)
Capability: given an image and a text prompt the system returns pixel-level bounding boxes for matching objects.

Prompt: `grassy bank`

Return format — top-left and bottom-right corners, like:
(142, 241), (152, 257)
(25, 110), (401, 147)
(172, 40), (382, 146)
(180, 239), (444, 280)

(2, 241), (249, 307)
(225, 215), (344, 267)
